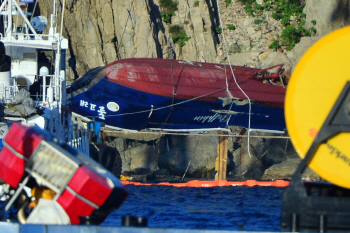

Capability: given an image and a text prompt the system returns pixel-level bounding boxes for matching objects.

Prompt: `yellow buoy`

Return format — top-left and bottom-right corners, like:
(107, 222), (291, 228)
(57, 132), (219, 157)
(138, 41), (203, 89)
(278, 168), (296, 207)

(286, 26), (350, 189)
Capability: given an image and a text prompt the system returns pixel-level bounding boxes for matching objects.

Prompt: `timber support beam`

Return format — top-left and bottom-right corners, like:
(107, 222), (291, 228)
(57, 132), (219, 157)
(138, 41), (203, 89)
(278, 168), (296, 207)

(215, 131), (228, 181)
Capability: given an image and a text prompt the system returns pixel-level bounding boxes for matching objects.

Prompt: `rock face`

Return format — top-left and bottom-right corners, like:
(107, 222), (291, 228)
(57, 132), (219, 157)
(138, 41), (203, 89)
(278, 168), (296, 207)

(36, 0), (349, 79)
(158, 135), (219, 178)
(101, 128), (322, 181)
(46, 0), (222, 79)
(286, 36), (321, 70)
(37, 0), (287, 79)
(304, 0), (350, 37)
(262, 158), (321, 181)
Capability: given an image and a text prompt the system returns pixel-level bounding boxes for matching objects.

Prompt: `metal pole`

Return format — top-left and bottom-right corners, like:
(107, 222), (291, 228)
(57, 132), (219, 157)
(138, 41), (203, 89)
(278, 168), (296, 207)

(42, 75), (46, 102)
(6, 0), (12, 38)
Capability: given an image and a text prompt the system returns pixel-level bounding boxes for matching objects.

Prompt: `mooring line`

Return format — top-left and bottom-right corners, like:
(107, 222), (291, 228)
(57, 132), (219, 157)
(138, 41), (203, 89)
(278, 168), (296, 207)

(102, 129), (290, 139)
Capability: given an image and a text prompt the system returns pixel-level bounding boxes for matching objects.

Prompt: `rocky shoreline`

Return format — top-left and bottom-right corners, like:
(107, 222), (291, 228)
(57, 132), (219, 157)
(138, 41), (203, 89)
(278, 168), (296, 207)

(91, 127), (321, 182)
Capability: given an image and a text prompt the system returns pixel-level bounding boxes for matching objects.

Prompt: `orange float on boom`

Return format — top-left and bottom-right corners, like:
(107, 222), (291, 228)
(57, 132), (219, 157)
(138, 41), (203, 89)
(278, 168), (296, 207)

(121, 179), (289, 188)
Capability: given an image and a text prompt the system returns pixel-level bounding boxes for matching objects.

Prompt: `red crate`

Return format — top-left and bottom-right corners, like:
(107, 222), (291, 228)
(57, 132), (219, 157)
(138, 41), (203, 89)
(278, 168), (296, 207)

(0, 147), (26, 188)
(4, 123), (44, 158)
(68, 165), (112, 206)
(57, 189), (95, 224)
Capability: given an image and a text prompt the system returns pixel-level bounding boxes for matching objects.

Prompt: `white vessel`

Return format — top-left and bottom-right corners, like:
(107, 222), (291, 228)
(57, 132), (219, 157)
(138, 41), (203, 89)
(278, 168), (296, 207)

(0, 1), (128, 225)
(0, 0), (88, 154)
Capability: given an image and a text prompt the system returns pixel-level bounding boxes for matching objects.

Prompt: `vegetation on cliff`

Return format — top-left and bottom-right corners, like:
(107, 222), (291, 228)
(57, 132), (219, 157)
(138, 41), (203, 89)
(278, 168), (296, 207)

(169, 25), (189, 47)
(232, 0), (316, 50)
(160, 0), (178, 23)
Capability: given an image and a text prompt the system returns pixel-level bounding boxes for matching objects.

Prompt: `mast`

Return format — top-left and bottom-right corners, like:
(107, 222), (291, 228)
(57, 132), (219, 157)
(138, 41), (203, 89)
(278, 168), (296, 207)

(6, 0), (12, 38)
(49, 0), (57, 37)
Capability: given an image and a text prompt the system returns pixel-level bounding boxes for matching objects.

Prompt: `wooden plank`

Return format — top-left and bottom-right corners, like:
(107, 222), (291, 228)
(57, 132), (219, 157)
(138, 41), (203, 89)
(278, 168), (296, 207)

(215, 131), (228, 181)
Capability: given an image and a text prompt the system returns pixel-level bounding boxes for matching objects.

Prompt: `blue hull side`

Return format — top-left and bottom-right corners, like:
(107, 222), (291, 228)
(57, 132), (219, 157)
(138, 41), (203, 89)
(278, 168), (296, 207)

(69, 79), (286, 131)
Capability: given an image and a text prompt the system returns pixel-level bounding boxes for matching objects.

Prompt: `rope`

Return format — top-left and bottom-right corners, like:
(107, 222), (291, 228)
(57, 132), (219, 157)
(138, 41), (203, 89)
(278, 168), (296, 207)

(74, 66), (260, 119)
(240, 138), (243, 177)
(60, 0), (66, 37)
(216, 0), (253, 157)
(29, 0), (38, 21)
(182, 161), (191, 180)
(161, 61), (176, 129)
(77, 86), (228, 118)
(117, 1), (134, 59)
(224, 64), (233, 98)
(102, 128), (290, 139)
(283, 138), (289, 161)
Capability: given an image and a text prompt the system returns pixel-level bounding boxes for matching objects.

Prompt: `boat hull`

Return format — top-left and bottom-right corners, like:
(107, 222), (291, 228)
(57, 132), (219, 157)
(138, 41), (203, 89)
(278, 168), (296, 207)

(69, 78), (285, 131)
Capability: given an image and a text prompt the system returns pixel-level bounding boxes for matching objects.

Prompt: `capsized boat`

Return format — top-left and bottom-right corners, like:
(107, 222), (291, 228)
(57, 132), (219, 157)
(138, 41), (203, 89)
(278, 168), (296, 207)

(68, 58), (287, 132)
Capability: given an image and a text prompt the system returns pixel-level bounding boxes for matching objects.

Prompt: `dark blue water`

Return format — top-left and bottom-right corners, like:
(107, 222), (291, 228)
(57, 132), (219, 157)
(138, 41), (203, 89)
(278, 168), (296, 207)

(102, 185), (285, 231)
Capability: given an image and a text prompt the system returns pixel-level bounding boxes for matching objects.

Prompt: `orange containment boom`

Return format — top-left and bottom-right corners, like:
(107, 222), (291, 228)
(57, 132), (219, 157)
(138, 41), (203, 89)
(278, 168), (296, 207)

(121, 179), (290, 188)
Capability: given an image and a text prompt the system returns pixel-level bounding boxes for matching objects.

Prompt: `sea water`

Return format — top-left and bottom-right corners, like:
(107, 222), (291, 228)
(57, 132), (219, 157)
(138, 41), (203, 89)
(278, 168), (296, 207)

(102, 185), (284, 231)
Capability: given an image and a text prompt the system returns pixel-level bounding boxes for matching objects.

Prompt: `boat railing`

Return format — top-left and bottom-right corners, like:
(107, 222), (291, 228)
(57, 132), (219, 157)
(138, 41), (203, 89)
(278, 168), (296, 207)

(0, 84), (17, 104)
(10, 32), (55, 42)
(0, 72), (63, 107)
(67, 130), (90, 156)
(0, 0), (59, 46)
(40, 74), (55, 104)
(0, 32), (58, 46)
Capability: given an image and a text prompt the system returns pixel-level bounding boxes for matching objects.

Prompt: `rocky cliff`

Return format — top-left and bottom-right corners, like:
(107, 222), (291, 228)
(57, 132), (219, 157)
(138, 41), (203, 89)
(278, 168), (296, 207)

(38, 0), (350, 80)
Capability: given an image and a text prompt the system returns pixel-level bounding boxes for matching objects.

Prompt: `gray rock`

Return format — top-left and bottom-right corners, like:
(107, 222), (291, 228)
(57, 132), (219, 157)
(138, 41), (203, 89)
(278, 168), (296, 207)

(121, 143), (158, 173)
(304, 0), (350, 37)
(158, 135), (218, 178)
(237, 38), (251, 48)
(106, 137), (126, 153)
(250, 31), (262, 40)
(290, 36), (321, 70)
(258, 51), (292, 72)
(153, 168), (170, 176)
(228, 52), (260, 66)
(241, 17), (252, 27)
(231, 131), (270, 179)
(262, 158), (321, 181)
(246, 26), (256, 36)
(232, 140), (264, 180)
(260, 138), (299, 168)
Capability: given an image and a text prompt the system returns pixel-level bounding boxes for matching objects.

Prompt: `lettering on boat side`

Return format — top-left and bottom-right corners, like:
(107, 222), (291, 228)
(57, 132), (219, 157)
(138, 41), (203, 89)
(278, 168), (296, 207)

(80, 100), (106, 120)
(98, 106), (106, 120)
(193, 113), (230, 123)
(327, 143), (350, 165)
(90, 103), (96, 111)
(80, 100), (88, 108)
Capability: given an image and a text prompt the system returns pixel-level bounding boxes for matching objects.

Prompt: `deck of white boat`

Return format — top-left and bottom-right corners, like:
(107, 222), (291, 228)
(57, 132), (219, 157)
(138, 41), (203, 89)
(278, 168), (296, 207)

(1, 222), (281, 233)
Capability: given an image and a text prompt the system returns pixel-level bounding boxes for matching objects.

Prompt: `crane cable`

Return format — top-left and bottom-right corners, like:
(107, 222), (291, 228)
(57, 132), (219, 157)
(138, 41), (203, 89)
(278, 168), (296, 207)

(216, 0), (252, 157)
